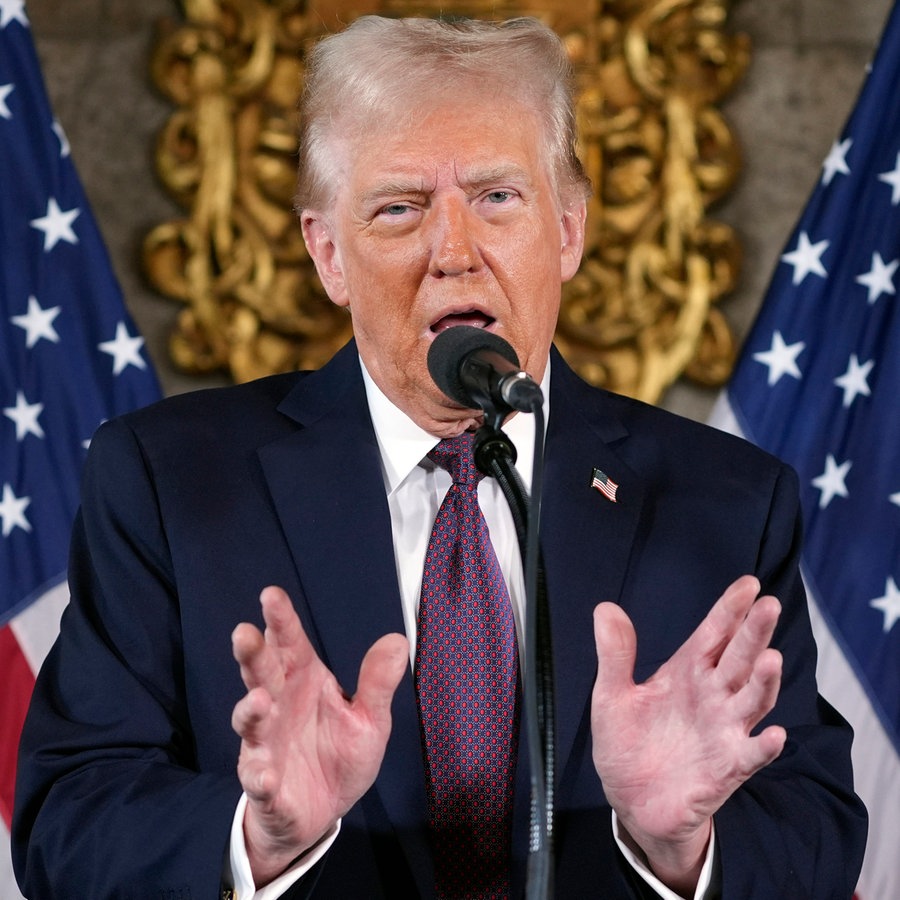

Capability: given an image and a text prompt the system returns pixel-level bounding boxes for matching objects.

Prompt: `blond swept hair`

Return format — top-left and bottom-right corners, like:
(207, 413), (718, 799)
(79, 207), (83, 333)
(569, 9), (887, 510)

(295, 15), (591, 211)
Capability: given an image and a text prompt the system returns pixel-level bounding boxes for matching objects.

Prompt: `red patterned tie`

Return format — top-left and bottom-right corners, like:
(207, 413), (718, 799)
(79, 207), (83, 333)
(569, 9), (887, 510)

(415, 432), (521, 899)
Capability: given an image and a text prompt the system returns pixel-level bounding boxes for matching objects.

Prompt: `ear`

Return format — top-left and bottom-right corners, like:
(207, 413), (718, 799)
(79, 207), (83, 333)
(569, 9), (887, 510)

(301, 211), (350, 308)
(559, 196), (587, 283)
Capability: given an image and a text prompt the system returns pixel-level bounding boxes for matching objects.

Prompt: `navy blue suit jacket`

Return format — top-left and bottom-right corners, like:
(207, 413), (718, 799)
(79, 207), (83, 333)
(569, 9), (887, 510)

(13, 341), (866, 898)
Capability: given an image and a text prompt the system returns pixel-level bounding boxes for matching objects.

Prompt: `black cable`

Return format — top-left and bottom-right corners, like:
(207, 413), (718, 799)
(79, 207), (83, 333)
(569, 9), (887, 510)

(474, 404), (554, 900)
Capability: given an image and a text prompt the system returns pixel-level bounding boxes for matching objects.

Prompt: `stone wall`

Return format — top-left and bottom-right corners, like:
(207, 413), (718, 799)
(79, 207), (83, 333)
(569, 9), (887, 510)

(27, 0), (896, 420)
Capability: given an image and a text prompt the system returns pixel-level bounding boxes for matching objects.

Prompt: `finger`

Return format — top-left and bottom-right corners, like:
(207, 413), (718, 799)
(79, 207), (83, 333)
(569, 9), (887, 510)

(261, 584), (329, 675)
(237, 739), (281, 803)
(259, 584), (305, 647)
(233, 586), (315, 695)
(232, 687), (281, 802)
(685, 575), (760, 663)
(737, 724), (787, 779)
(354, 633), (409, 722)
(716, 595), (782, 692)
(232, 685), (274, 746)
(592, 602), (637, 698)
(232, 621), (279, 693)
(239, 759), (280, 804)
(734, 647), (783, 728)
(260, 585), (305, 650)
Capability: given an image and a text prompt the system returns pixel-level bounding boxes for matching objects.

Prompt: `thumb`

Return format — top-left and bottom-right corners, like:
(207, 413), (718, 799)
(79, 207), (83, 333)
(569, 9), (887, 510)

(593, 602), (638, 698)
(354, 633), (409, 722)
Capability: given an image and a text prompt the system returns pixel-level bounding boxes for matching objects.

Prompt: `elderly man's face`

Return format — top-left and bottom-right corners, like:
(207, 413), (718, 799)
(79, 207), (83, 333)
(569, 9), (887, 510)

(302, 88), (586, 437)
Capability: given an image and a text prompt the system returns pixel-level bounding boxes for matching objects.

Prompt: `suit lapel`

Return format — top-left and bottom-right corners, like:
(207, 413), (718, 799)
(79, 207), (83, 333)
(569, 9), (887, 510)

(541, 350), (647, 787)
(256, 343), (434, 892)
(253, 342), (648, 890)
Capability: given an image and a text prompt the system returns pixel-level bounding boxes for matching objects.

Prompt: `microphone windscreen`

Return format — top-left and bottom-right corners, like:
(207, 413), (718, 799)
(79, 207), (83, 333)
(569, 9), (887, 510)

(427, 326), (520, 406)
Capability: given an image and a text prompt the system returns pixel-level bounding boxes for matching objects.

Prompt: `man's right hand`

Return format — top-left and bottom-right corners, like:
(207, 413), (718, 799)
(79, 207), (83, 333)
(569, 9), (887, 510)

(231, 585), (409, 886)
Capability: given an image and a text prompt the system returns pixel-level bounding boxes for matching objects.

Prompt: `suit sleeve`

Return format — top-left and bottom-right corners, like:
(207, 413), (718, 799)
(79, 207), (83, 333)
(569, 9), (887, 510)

(713, 463), (867, 898)
(12, 417), (247, 899)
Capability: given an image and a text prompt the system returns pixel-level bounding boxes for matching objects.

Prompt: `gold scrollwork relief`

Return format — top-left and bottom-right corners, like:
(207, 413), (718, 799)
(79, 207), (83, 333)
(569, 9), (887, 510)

(144, 0), (749, 403)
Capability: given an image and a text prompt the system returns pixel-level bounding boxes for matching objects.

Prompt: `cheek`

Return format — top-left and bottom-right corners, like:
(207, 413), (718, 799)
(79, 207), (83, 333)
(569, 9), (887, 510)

(512, 232), (565, 309)
(345, 244), (425, 307)
(509, 233), (563, 353)
(344, 278), (420, 350)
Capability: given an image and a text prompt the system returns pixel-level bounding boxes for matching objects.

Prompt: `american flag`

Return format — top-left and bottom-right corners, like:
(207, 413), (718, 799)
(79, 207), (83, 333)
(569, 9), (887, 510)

(590, 466), (619, 503)
(710, 3), (900, 896)
(0, 9), (161, 897)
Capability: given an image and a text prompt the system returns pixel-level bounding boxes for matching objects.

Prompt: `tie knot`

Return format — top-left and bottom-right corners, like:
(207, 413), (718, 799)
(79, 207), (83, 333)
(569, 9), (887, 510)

(428, 433), (483, 486)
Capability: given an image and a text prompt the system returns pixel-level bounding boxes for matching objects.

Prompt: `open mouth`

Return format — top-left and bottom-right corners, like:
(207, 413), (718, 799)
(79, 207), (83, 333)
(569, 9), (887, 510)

(429, 310), (495, 334)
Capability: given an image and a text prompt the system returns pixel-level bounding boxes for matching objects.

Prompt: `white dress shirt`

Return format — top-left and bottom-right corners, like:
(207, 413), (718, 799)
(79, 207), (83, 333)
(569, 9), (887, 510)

(227, 356), (716, 899)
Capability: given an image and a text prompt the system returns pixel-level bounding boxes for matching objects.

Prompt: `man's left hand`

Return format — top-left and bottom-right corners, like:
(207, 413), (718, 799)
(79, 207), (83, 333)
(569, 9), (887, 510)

(590, 575), (786, 896)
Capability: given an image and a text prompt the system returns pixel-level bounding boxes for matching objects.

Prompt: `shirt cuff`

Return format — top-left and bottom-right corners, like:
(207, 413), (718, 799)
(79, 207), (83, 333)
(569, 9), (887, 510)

(226, 792), (340, 900)
(611, 810), (717, 900)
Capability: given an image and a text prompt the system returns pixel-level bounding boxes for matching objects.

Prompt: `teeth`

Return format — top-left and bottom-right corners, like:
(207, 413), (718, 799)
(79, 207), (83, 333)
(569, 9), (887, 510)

(430, 312), (493, 334)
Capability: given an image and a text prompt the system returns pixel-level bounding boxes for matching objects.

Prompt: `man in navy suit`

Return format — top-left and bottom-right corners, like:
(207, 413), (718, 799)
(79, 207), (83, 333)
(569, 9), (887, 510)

(14, 15), (866, 899)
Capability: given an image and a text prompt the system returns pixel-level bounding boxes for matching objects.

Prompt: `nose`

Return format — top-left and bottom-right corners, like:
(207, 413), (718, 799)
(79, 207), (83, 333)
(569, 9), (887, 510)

(428, 197), (483, 277)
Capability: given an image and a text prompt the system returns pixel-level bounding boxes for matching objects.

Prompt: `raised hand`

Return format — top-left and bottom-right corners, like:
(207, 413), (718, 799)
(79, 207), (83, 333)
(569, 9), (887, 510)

(591, 575), (786, 895)
(231, 585), (409, 885)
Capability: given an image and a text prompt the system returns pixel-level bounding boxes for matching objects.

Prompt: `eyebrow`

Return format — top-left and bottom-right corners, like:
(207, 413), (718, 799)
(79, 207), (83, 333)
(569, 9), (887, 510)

(357, 179), (431, 208)
(357, 164), (534, 209)
(461, 164), (533, 193)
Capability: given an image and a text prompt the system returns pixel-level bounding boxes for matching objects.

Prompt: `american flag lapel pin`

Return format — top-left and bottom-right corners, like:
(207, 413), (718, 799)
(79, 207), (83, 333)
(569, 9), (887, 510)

(590, 467), (619, 503)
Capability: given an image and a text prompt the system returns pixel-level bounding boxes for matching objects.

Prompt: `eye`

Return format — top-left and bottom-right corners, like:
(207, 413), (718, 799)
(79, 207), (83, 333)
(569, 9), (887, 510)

(485, 190), (513, 204)
(380, 203), (412, 216)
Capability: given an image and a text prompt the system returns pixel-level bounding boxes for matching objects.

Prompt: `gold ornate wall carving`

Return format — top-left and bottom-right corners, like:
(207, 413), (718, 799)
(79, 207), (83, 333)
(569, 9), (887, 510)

(144, 0), (749, 403)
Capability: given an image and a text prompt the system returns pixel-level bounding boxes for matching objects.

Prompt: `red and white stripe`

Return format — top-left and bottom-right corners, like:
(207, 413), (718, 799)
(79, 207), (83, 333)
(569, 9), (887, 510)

(1, 581), (68, 900)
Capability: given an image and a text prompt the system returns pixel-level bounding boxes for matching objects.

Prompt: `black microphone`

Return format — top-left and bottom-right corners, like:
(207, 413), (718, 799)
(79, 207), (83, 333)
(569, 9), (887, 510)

(427, 325), (543, 414)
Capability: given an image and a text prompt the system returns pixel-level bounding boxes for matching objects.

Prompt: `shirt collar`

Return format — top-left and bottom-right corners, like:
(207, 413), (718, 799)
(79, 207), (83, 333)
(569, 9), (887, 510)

(360, 355), (549, 495)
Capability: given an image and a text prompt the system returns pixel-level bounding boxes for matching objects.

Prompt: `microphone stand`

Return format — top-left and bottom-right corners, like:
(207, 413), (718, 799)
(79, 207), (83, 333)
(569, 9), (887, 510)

(473, 404), (555, 900)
